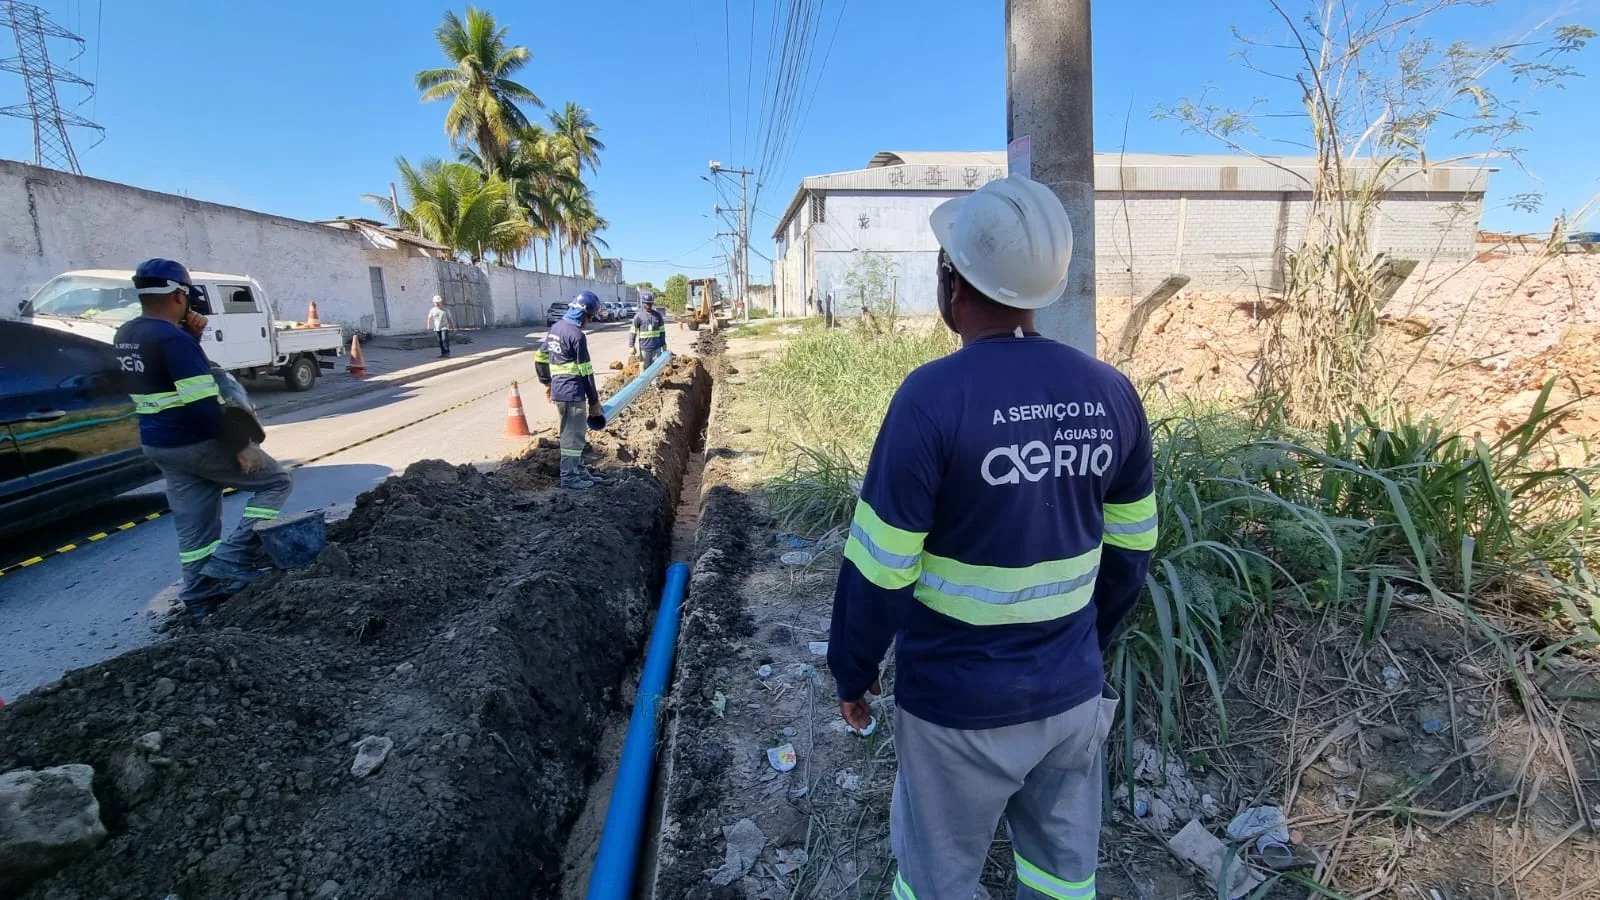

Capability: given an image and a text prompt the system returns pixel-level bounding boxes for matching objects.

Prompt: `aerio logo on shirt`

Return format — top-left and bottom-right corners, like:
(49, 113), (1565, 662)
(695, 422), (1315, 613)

(981, 439), (1114, 485)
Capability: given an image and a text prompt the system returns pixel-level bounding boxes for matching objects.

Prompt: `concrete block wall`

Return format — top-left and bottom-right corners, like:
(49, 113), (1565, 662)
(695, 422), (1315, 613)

(774, 177), (1486, 306)
(0, 159), (631, 335)
(1, 159), (374, 326)
(481, 264), (635, 326)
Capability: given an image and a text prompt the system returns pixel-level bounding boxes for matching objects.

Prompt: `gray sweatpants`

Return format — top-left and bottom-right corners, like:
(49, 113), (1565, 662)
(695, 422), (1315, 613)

(555, 400), (589, 484)
(891, 687), (1119, 900)
(638, 346), (663, 369)
(142, 440), (293, 604)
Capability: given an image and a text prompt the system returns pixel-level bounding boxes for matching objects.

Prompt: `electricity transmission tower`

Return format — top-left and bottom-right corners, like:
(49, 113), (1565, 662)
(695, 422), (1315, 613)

(1, 0), (102, 174)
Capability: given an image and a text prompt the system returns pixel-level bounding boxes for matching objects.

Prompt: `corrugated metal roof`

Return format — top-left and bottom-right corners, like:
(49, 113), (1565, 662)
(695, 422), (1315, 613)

(772, 153), (1497, 237)
(869, 151), (1007, 168)
(317, 217), (453, 252)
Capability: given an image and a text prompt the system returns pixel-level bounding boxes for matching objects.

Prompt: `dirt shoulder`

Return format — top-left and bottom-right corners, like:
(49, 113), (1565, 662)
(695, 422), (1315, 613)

(649, 327), (1600, 899)
(0, 358), (710, 900)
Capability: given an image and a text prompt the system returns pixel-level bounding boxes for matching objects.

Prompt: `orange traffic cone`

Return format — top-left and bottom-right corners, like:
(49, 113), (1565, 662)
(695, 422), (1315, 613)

(306, 300), (321, 327)
(347, 334), (367, 376)
(505, 381), (531, 438)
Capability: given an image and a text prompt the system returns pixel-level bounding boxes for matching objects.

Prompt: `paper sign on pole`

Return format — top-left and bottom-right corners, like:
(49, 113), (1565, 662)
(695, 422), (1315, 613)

(1007, 135), (1032, 180)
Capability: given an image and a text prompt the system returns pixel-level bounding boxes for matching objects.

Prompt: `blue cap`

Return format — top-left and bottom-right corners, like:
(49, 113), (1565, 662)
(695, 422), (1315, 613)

(639, 291), (655, 305)
(133, 258), (192, 292)
(570, 290), (600, 314)
(132, 258), (206, 307)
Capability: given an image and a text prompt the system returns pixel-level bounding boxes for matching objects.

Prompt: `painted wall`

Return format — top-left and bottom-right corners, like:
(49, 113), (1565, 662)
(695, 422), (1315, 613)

(480, 263), (637, 326)
(774, 183), (1487, 310)
(2, 160), (635, 334)
(2, 159), (375, 327)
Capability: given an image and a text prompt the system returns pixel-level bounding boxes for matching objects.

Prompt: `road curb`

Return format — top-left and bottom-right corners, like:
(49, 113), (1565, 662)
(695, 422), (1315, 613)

(258, 345), (529, 423)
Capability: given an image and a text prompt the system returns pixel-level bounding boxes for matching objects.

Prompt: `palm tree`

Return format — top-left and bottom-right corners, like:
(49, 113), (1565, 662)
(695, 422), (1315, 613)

(415, 7), (542, 170)
(366, 156), (533, 264)
(548, 101), (604, 174)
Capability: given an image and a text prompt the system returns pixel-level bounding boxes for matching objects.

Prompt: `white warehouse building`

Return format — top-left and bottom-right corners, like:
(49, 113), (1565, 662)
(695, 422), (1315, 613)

(770, 150), (1492, 318)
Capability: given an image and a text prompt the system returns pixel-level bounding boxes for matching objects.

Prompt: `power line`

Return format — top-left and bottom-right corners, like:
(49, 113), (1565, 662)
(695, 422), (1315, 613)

(89, 0), (99, 120)
(722, 0), (735, 161)
(0, 0), (103, 174)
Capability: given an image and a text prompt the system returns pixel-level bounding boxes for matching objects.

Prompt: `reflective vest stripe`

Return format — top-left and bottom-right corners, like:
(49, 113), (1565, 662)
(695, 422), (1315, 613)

(178, 539), (220, 564)
(1014, 853), (1095, 900)
(174, 374), (220, 403)
(549, 361), (594, 376)
(842, 500), (926, 590)
(636, 329), (665, 338)
(130, 391), (183, 414)
(914, 545), (1101, 626)
(1103, 492), (1158, 551)
(533, 349), (550, 364)
(891, 873), (917, 900)
(132, 374), (220, 416)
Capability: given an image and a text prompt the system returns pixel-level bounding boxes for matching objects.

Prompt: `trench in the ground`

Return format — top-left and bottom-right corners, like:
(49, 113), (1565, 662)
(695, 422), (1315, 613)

(556, 363), (714, 899)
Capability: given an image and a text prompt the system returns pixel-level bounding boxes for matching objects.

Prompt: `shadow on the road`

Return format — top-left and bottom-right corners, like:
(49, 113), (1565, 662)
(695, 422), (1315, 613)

(0, 463), (397, 590)
(2, 487), (170, 564)
(260, 381), (434, 427)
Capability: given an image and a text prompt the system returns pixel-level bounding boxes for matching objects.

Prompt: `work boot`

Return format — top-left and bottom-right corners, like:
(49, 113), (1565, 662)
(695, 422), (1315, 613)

(561, 476), (596, 492)
(201, 560), (267, 592)
(579, 466), (609, 484)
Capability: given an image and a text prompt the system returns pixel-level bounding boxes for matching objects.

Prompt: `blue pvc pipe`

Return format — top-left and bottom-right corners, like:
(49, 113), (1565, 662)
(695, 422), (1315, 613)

(599, 350), (675, 423)
(585, 561), (691, 900)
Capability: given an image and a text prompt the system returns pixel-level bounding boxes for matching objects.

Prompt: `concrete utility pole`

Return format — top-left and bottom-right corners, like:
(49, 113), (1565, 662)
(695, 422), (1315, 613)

(1006, 0), (1095, 355)
(708, 161), (753, 323)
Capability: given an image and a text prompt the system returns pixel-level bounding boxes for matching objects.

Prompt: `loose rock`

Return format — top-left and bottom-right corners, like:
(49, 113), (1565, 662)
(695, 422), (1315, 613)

(0, 764), (108, 892)
(350, 736), (393, 778)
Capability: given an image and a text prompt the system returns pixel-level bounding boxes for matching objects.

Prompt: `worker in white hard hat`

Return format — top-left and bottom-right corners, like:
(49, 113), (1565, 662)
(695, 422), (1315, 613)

(827, 176), (1158, 900)
(425, 295), (457, 357)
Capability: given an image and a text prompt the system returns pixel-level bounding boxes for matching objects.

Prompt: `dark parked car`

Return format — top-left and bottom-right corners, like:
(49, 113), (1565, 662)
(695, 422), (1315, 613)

(545, 301), (569, 325)
(0, 319), (158, 534)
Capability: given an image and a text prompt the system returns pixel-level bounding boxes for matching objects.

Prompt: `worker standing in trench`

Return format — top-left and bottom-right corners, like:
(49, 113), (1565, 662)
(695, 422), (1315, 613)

(114, 259), (293, 619)
(827, 177), (1158, 900)
(533, 291), (607, 491)
(628, 291), (667, 370)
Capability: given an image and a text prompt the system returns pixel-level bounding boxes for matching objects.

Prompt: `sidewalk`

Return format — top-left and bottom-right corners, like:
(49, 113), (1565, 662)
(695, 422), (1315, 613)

(250, 327), (540, 421)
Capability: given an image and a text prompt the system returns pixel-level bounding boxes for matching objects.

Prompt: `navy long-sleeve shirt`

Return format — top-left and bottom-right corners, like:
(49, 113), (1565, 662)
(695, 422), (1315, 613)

(827, 335), (1157, 730)
(112, 316), (223, 448)
(628, 308), (667, 351)
(533, 317), (599, 404)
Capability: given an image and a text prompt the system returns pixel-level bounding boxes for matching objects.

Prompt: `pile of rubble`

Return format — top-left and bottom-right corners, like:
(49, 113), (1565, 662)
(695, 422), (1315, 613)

(0, 360), (712, 900)
(1098, 252), (1600, 439)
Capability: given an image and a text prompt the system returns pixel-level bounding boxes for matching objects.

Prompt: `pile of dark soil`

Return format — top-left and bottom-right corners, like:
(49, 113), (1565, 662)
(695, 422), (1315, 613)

(0, 360), (712, 900)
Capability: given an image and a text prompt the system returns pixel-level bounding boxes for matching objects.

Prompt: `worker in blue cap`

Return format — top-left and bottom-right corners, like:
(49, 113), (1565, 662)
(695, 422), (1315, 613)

(628, 291), (667, 369)
(114, 258), (292, 617)
(533, 291), (606, 490)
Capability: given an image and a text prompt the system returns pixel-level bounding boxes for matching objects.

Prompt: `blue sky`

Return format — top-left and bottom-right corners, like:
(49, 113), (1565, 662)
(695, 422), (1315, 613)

(3, 0), (1595, 288)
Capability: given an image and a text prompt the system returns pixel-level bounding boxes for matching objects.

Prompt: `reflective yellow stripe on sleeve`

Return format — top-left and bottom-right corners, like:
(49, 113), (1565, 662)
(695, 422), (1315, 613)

(173, 374), (220, 403)
(914, 545), (1101, 626)
(842, 499), (926, 590)
(550, 361), (595, 376)
(130, 391), (183, 414)
(533, 349), (550, 364)
(1104, 492), (1158, 551)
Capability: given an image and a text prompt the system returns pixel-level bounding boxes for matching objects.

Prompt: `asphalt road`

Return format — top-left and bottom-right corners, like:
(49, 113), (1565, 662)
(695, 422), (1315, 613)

(0, 323), (650, 702)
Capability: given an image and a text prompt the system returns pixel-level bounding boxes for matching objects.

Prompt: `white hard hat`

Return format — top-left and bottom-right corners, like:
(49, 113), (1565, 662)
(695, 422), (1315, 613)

(432, 295), (444, 304)
(929, 176), (1074, 310)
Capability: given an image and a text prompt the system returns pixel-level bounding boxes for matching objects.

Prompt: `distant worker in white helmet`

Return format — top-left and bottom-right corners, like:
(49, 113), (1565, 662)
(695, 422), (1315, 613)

(827, 176), (1157, 900)
(425, 295), (457, 358)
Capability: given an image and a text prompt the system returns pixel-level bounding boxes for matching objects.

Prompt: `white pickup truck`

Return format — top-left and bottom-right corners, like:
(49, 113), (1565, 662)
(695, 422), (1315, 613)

(18, 269), (346, 392)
